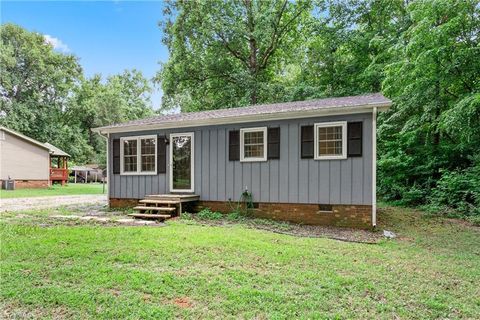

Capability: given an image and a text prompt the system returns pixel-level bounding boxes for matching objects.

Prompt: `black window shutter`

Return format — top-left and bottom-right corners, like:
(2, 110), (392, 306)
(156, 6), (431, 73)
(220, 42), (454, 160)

(347, 122), (363, 157)
(112, 139), (120, 174)
(301, 125), (314, 159)
(229, 130), (240, 161)
(157, 135), (167, 173)
(267, 127), (280, 159)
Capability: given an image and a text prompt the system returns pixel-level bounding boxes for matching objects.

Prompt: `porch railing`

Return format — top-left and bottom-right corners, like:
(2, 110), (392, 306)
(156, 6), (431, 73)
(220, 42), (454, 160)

(50, 168), (68, 181)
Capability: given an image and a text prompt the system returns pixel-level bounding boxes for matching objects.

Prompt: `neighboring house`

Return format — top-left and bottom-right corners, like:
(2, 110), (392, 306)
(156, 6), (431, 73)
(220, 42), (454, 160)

(93, 93), (392, 228)
(0, 126), (70, 188)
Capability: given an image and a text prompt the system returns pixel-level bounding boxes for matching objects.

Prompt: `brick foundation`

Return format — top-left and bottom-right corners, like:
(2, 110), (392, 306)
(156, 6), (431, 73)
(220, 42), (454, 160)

(108, 198), (372, 229)
(109, 198), (139, 208)
(197, 201), (372, 229)
(1, 180), (50, 189)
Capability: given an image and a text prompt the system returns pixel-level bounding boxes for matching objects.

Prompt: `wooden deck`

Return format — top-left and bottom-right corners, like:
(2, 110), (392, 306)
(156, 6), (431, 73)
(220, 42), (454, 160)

(130, 194), (199, 221)
(145, 194), (200, 202)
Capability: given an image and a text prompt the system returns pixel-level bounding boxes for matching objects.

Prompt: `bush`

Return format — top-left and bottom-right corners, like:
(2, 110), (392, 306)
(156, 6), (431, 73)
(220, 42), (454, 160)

(226, 211), (245, 221)
(196, 208), (223, 220)
(427, 160), (480, 218)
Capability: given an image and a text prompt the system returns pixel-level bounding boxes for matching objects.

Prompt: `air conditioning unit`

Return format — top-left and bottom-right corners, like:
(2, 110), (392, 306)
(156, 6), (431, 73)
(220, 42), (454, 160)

(2, 179), (15, 190)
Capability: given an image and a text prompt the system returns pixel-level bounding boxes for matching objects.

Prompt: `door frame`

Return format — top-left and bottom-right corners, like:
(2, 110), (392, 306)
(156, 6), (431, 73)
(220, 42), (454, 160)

(169, 132), (195, 193)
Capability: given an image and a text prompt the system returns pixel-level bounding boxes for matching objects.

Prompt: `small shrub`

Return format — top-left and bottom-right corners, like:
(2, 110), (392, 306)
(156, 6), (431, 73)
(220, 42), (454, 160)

(467, 215), (480, 226)
(196, 208), (223, 220)
(226, 211), (245, 221)
(428, 163), (480, 218)
(180, 212), (193, 220)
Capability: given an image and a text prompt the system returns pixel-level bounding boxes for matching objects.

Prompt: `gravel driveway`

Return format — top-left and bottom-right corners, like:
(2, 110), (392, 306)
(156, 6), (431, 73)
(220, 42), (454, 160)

(0, 195), (108, 212)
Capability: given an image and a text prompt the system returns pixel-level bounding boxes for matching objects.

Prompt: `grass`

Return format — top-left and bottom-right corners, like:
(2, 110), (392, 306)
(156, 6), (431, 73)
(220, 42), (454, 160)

(1, 206), (479, 319)
(0, 183), (106, 199)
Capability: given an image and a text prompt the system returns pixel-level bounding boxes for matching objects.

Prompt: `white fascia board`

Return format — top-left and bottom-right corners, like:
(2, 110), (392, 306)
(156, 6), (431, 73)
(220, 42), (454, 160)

(94, 102), (391, 135)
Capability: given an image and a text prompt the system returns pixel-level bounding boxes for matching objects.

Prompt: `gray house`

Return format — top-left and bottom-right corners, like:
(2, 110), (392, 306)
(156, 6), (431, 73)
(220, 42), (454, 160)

(94, 93), (391, 228)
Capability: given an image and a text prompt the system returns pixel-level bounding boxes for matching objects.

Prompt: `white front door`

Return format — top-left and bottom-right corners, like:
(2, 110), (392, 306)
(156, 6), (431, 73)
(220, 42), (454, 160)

(169, 132), (194, 193)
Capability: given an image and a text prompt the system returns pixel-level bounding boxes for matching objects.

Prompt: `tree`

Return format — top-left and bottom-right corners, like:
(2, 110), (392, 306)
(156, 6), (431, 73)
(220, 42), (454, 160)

(157, 0), (312, 112)
(1, 24), (154, 165)
(378, 0), (480, 213)
(66, 70), (154, 163)
(0, 23), (82, 143)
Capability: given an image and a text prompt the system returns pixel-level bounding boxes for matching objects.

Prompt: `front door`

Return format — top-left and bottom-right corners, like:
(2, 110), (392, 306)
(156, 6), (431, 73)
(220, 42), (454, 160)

(169, 133), (194, 193)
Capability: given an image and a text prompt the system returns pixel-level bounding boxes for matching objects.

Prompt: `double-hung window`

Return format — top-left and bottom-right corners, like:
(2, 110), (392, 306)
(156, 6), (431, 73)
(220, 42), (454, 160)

(314, 121), (347, 160)
(120, 135), (157, 174)
(240, 127), (267, 162)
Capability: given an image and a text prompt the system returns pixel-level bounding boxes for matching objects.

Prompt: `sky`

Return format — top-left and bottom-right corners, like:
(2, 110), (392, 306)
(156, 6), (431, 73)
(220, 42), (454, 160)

(1, 0), (169, 108)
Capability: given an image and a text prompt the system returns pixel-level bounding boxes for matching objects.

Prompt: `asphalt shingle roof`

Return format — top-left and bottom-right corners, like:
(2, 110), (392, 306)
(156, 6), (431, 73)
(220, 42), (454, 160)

(96, 93), (391, 132)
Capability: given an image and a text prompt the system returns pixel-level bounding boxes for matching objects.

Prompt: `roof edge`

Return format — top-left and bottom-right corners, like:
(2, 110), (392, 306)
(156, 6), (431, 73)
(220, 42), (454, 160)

(0, 126), (52, 151)
(94, 101), (391, 134)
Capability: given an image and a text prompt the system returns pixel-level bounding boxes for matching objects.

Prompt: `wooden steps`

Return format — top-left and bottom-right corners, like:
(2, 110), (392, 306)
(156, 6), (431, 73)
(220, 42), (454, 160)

(130, 194), (199, 221)
(128, 213), (171, 220)
(139, 199), (179, 205)
(133, 206), (176, 212)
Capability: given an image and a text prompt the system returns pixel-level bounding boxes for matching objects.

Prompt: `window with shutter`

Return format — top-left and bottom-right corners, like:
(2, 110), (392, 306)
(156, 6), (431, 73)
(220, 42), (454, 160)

(240, 127), (267, 162)
(314, 121), (347, 160)
(119, 135), (158, 175)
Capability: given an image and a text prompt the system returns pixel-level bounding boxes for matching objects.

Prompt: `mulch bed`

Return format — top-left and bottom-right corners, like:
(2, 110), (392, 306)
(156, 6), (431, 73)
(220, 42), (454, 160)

(183, 218), (384, 244)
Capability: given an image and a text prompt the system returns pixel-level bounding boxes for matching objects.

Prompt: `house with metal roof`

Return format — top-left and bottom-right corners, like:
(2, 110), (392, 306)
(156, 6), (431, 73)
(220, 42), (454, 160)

(0, 126), (70, 188)
(94, 93), (392, 228)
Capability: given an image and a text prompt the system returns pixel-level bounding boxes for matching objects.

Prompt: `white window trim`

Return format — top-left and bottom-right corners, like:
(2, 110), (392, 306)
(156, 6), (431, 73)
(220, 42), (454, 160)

(314, 121), (347, 160)
(240, 127), (268, 162)
(120, 135), (157, 175)
(169, 132), (195, 193)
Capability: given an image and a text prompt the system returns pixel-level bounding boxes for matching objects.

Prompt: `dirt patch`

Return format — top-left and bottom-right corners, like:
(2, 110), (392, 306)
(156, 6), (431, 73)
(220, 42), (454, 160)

(185, 218), (383, 244)
(172, 297), (193, 309)
(0, 195), (107, 212)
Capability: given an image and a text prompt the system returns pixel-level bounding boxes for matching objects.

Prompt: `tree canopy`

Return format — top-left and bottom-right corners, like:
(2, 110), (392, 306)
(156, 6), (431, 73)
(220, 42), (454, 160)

(0, 23), (154, 164)
(158, 0), (480, 218)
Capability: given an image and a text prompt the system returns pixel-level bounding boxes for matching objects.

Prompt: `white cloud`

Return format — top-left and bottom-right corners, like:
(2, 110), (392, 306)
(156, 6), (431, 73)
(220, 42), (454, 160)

(44, 34), (70, 53)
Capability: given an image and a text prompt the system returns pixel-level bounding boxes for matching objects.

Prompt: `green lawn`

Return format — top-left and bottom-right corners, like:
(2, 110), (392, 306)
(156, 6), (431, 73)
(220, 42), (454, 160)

(0, 183), (106, 199)
(1, 206), (479, 319)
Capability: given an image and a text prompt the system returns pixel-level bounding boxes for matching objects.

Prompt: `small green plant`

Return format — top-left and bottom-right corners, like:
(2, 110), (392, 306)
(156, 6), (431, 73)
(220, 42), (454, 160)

(226, 211), (245, 221)
(227, 188), (255, 217)
(180, 212), (193, 220)
(467, 215), (480, 226)
(196, 208), (223, 220)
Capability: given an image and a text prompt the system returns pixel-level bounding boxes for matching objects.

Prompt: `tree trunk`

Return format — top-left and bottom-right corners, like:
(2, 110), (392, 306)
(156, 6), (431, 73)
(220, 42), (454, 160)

(245, 0), (258, 105)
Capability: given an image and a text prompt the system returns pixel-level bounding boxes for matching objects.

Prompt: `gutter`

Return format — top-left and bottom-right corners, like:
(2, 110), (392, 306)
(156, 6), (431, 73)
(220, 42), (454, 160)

(94, 130), (109, 198)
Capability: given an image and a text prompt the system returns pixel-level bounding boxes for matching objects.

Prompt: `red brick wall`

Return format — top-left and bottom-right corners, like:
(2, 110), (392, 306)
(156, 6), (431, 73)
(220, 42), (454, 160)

(2, 180), (50, 189)
(109, 198), (139, 208)
(197, 201), (372, 229)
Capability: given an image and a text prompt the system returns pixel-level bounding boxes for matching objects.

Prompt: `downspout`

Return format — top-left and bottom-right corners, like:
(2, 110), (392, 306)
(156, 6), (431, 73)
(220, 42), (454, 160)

(372, 107), (377, 227)
(95, 130), (110, 200)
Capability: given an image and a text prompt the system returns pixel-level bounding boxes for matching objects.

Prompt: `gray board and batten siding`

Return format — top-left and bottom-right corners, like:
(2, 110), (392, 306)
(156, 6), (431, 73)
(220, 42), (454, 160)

(108, 112), (373, 205)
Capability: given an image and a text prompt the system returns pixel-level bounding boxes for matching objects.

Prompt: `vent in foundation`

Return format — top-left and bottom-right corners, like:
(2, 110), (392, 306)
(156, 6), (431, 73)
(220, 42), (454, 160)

(318, 204), (333, 212)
